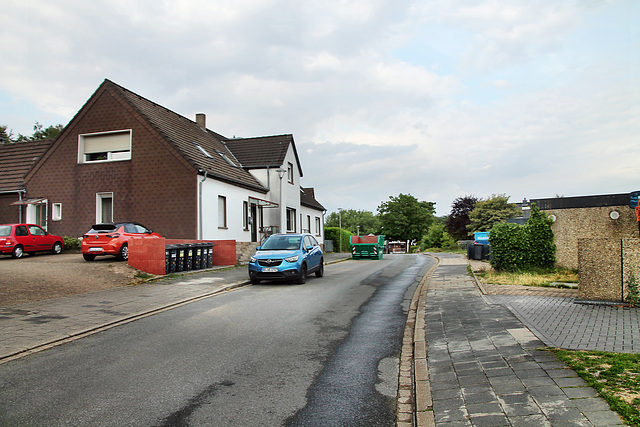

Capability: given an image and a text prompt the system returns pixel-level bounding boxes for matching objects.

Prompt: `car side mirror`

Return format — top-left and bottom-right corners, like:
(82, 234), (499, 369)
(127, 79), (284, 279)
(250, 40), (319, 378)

(146, 230), (153, 234)
(306, 245), (313, 252)
(256, 246), (262, 251)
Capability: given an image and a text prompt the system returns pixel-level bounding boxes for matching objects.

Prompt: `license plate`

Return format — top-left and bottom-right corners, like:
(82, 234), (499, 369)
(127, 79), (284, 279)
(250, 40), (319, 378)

(89, 247), (103, 252)
(262, 267), (278, 273)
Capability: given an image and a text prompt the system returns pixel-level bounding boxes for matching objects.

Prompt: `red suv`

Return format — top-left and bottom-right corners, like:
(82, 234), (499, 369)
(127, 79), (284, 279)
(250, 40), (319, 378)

(0, 224), (64, 259)
(81, 222), (161, 261)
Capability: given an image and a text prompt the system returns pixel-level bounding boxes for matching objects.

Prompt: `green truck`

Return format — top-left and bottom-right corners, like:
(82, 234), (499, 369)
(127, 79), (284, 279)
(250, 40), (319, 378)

(350, 235), (385, 260)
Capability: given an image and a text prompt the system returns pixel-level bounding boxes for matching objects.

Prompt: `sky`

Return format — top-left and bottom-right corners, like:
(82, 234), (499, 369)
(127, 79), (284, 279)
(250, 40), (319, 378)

(1, 0), (638, 216)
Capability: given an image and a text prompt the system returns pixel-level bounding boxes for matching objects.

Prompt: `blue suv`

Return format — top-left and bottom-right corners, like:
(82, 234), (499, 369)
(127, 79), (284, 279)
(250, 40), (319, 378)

(248, 233), (324, 284)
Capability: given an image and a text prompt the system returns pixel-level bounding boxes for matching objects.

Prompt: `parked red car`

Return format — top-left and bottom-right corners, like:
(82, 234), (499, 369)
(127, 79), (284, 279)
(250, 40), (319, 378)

(81, 222), (161, 261)
(0, 224), (64, 259)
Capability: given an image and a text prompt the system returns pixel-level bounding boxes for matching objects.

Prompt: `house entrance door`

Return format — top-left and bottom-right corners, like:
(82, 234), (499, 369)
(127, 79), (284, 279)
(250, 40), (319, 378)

(251, 204), (258, 242)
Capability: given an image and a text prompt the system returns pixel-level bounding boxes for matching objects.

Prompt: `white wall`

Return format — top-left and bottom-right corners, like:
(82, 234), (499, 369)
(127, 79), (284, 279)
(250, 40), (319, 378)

(199, 177), (262, 241)
(199, 144), (324, 244)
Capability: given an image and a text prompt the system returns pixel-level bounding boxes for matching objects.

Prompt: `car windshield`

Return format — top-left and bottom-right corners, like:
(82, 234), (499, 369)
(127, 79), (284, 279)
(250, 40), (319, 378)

(0, 226), (11, 237)
(260, 236), (302, 251)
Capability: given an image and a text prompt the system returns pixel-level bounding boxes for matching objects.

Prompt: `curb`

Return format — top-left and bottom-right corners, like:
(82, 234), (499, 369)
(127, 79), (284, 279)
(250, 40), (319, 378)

(397, 255), (439, 427)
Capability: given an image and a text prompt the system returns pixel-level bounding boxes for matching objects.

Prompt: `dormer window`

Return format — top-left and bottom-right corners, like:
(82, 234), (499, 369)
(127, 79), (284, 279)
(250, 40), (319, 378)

(78, 130), (132, 163)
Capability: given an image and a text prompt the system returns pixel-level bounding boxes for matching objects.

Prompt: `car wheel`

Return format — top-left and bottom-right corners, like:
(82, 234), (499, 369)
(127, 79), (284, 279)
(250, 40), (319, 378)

(11, 245), (24, 259)
(315, 260), (324, 277)
(52, 242), (63, 255)
(117, 244), (129, 261)
(297, 264), (307, 284)
(83, 253), (96, 261)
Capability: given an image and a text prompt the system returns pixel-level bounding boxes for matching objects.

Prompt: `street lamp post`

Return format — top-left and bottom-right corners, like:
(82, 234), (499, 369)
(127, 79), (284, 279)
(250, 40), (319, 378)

(276, 169), (286, 233)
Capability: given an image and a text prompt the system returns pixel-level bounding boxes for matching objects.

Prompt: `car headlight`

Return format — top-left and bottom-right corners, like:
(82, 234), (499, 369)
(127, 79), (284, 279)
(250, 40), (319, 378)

(284, 255), (299, 263)
(250, 256), (257, 263)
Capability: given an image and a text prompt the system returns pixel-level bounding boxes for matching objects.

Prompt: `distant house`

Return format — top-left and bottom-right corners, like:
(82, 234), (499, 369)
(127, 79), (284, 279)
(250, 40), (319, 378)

(8, 79), (324, 250)
(0, 140), (52, 224)
(531, 192), (638, 269)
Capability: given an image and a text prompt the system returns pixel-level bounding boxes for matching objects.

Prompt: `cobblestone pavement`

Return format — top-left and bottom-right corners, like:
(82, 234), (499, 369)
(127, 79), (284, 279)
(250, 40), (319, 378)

(421, 253), (626, 426)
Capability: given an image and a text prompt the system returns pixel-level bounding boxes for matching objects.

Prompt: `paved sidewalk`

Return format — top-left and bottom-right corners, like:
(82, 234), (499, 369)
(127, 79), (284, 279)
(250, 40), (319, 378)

(422, 253), (626, 426)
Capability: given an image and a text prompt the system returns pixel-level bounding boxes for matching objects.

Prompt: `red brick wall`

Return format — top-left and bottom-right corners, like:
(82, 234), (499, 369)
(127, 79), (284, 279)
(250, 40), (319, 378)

(24, 85), (197, 239)
(129, 238), (237, 275)
(0, 194), (22, 224)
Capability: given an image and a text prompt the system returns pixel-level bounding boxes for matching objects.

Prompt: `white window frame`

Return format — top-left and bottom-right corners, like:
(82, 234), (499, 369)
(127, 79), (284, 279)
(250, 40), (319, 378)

(286, 207), (296, 232)
(52, 203), (62, 221)
(218, 196), (227, 228)
(78, 130), (132, 164)
(287, 162), (294, 184)
(96, 192), (114, 223)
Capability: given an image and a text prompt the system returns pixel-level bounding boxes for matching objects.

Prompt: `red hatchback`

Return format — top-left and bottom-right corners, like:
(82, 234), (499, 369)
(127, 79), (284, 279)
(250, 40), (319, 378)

(0, 224), (64, 259)
(81, 222), (161, 261)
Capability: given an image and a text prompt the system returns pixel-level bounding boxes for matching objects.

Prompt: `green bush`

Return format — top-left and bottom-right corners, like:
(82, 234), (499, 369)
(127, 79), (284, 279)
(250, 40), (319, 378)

(63, 236), (81, 251)
(420, 223), (458, 251)
(490, 204), (556, 272)
(325, 227), (352, 253)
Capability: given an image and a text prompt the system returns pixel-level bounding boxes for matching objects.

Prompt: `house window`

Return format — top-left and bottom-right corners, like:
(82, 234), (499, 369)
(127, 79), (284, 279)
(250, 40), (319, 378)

(243, 201), (249, 230)
(306, 215), (311, 233)
(218, 196), (227, 228)
(315, 217), (321, 236)
(79, 130), (132, 163)
(287, 162), (293, 184)
(52, 203), (62, 221)
(286, 208), (296, 232)
(96, 193), (113, 223)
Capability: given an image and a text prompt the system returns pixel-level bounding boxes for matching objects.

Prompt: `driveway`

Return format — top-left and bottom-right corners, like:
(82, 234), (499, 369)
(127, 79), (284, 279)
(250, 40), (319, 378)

(0, 252), (140, 307)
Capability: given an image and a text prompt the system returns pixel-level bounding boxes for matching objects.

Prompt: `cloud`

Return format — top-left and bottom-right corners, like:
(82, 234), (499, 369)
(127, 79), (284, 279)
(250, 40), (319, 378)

(0, 0), (637, 217)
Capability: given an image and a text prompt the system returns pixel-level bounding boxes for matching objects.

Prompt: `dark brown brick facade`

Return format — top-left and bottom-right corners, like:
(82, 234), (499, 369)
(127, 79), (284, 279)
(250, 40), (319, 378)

(0, 193), (22, 223)
(25, 86), (198, 239)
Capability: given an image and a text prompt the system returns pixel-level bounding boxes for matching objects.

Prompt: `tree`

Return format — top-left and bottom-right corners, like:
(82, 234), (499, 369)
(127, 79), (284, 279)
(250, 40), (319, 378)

(445, 195), (478, 241)
(325, 209), (380, 235)
(0, 125), (13, 144)
(467, 194), (519, 233)
(377, 193), (435, 241)
(30, 122), (64, 141)
(1, 122), (63, 143)
(420, 222), (457, 250)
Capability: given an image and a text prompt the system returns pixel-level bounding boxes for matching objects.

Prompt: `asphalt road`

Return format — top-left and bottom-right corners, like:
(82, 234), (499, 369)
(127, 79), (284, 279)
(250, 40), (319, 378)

(0, 254), (434, 426)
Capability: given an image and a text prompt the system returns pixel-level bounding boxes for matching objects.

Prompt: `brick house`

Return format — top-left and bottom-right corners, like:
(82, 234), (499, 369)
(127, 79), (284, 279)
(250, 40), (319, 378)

(0, 140), (52, 224)
(10, 79), (325, 248)
(531, 192), (639, 270)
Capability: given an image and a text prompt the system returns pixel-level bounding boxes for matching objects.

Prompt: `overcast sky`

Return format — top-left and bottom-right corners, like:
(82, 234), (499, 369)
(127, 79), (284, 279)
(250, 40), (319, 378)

(1, 0), (638, 216)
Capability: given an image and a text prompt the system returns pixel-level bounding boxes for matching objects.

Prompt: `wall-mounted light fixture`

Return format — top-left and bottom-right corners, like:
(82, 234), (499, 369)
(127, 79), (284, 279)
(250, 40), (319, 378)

(609, 210), (620, 220)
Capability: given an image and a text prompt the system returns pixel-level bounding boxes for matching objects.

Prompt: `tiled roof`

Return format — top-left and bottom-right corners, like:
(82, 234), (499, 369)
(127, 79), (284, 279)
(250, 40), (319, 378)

(0, 140), (52, 192)
(102, 80), (268, 192)
(225, 134), (303, 177)
(301, 187), (325, 211)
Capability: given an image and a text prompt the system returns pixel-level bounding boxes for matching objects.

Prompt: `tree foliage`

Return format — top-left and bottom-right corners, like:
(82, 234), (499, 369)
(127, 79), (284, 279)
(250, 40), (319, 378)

(325, 209), (380, 235)
(377, 193), (435, 241)
(467, 194), (519, 233)
(489, 204), (556, 272)
(324, 227), (352, 253)
(420, 222), (457, 250)
(0, 122), (63, 144)
(445, 195), (478, 241)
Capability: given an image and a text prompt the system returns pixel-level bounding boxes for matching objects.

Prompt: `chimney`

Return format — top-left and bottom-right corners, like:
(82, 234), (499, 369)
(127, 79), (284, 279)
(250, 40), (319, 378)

(195, 113), (206, 129)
